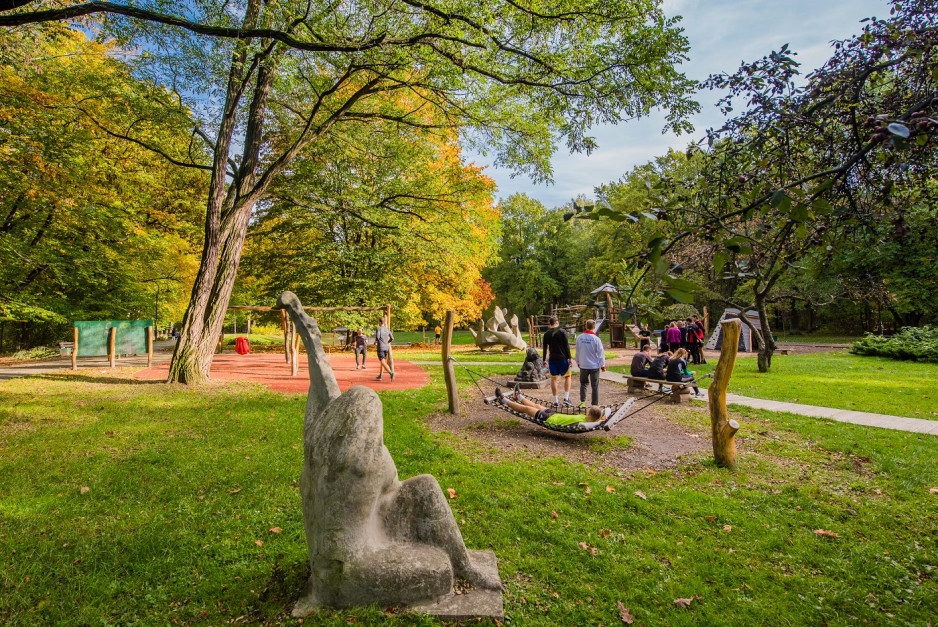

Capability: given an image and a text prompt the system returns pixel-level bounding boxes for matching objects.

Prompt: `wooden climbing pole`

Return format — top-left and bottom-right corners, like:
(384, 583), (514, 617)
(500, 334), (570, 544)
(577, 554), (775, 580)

(708, 318), (741, 468)
(442, 310), (459, 414)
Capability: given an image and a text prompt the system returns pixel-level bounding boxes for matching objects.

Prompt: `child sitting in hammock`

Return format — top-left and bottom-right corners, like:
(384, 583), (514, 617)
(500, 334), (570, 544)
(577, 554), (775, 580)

(494, 387), (610, 427)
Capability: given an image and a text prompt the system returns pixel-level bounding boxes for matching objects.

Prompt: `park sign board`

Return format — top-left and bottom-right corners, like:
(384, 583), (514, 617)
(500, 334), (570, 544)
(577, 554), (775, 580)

(74, 320), (153, 356)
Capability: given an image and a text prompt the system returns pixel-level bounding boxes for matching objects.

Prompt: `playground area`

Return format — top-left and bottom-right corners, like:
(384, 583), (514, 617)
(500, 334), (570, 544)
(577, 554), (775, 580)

(133, 352), (429, 393)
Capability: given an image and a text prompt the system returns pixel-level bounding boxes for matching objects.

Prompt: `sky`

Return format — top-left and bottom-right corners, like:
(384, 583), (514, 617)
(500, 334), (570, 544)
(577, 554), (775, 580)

(473, 0), (891, 209)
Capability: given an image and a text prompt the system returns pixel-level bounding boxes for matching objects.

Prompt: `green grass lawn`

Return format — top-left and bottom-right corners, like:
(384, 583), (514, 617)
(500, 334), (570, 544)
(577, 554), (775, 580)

(1, 368), (936, 625)
(675, 352), (938, 421)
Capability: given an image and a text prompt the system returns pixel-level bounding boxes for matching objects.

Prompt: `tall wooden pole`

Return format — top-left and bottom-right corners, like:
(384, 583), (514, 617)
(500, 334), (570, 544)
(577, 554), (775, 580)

(107, 327), (116, 368)
(282, 309), (290, 364)
(146, 326), (153, 368)
(71, 325), (78, 371)
(442, 310), (459, 414)
(708, 318), (741, 469)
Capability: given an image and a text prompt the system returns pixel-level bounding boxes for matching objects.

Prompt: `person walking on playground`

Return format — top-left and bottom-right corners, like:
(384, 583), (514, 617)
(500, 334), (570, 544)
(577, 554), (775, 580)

(353, 328), (367, 370)
(375, 317), (395, 381)
(542, 316), (573, 406)
(575, 318), (605, 407)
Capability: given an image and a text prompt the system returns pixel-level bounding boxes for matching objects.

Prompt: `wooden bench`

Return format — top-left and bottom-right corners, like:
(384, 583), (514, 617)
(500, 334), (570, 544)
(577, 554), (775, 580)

(58, 341), (74, 356)
(626, 375), (698, 403)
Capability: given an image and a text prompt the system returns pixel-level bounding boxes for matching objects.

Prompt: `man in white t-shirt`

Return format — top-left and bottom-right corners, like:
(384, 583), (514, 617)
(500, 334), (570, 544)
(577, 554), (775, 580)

(575, 318), (605, 406)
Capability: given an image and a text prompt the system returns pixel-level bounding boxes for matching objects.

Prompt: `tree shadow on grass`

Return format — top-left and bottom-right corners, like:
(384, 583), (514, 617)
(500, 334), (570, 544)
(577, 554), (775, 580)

(31, 373), (167, 386)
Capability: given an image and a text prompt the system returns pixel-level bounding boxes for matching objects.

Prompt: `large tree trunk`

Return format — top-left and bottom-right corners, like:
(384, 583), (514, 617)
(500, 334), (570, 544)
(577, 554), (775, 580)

(709, 318), (741, 469)
(167, 0), (271, 384)
(754, 296), (776, 373)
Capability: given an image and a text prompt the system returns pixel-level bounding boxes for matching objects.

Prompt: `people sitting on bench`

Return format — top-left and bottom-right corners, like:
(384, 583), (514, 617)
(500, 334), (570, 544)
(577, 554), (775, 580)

(666, 348), (703, 397)
(494, 387), (610, 428)
(630, 344), (653, 377)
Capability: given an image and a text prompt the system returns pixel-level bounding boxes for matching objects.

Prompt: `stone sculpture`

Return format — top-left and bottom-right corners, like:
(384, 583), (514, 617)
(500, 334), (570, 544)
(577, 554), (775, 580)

(468, 306), (527, 352)
(514, 348), (549, 382)
(277, 291), (501, 616)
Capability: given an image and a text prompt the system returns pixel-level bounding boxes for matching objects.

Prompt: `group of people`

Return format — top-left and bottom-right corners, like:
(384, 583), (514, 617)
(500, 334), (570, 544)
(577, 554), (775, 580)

(660, 316), (707, 365)
(541, 315), (606, 408)
(349, 316), (395, 381)
(630, 344), (703, 397)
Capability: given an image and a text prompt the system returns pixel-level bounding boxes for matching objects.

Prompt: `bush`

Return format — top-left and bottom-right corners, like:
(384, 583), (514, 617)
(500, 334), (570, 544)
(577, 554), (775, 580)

(850, 326), (938, 362)
(11, 346), (59, 360)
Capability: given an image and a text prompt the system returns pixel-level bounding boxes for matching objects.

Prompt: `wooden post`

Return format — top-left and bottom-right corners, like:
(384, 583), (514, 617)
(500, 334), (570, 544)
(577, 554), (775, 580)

(708, 318), (741, 469)
(384, 304), (394, 373)
(282, 309), (290, 363)
(291, 328), (300, 377)
(442, 310), (459, 414)
(107, 327), (116, 368)
(72, 325), (78, 371)
(146, 325), (153, 368)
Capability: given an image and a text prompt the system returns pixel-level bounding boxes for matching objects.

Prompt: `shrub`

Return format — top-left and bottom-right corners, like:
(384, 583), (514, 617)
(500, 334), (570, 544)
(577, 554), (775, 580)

(850, 326), (938, 362)
(11, 346), (59, 360)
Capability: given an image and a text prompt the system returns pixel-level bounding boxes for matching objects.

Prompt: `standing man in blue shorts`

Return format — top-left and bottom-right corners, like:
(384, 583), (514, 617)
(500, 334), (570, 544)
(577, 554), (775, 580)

(542, 316), (572, 406)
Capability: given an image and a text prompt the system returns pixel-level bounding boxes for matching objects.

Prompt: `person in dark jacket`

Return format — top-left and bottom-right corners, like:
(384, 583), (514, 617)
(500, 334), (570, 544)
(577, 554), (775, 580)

(630, 345), (654, 377)
(666, 348), (703, 397)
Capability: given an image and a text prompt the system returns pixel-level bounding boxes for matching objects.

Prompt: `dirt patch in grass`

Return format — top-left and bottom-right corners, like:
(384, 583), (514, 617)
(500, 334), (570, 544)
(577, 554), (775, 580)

(428, 383), (712, 471)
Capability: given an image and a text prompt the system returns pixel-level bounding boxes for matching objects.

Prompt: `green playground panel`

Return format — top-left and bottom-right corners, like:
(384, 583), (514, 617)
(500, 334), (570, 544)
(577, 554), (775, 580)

(75, 320), (152, 356)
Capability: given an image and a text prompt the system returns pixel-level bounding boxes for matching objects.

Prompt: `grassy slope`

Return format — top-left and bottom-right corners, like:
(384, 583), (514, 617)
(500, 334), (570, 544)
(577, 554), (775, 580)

(610, 351), (938, 421)
(0, 370), (936, 625)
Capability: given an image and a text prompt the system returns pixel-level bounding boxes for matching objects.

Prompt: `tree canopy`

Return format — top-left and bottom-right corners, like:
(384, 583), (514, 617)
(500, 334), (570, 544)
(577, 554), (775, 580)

(0, 23), (204, 335)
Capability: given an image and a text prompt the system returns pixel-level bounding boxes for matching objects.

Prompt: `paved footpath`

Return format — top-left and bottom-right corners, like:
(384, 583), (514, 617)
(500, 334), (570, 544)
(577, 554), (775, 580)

(428, 360), (938, 436)
(598, 370), (938, 436)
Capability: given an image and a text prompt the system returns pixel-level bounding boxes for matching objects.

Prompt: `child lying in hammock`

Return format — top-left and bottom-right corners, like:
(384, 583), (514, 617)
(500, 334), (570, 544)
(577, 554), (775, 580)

(494, 387), (611, 427)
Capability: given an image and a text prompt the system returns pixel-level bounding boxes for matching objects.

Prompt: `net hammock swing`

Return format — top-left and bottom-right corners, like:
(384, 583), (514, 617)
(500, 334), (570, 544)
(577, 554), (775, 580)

(448, 356), (694, 435)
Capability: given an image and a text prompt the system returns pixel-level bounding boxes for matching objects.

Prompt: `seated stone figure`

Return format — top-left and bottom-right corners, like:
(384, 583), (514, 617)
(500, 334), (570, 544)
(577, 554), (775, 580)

(515, 347), (549, 382)
(278, 292), (500, 615)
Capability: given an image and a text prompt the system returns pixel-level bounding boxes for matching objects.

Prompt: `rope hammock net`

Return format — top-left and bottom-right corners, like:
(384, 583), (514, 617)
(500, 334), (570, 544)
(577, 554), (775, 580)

(449, 357), (688, 435)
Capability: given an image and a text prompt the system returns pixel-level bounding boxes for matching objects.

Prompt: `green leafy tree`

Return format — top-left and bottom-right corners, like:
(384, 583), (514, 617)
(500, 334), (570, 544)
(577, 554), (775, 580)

(239, 119), (498, 329)
(2, 0), (698, 382)
(0, 24), (204, 344)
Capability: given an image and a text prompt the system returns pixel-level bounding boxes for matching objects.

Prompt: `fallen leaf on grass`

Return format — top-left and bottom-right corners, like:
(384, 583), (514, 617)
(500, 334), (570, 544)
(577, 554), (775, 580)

(269, 527), (282, 534)
(551, 511), (559, 519)
(814, 529), (840, 538)
(255, 540), (264, 546)
(599, 529), (611, 539)
(606, 485), (615, 493)
(929, 487), (938, 494)
(447, 488), (456, 499)
(634, 490), (647, 500)
(703, 516), (717, 522)
(578, 542), (598, 555)
(646, 468), (656, 475)
(229, 488), (242, 495)
(723, 525), (732, 532)
(674, 596), (698, 608)
(874, 488), (882, 495)
(616, 600), (634, 624)
(79, 486), (90, 495)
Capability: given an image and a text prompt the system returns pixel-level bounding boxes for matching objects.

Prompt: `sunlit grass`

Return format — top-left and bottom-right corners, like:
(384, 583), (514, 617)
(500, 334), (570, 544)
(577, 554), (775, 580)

(1, 367), (936, 625)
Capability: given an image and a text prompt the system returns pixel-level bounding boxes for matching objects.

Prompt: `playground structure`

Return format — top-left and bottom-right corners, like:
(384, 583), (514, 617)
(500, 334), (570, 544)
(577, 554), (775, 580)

(226, 303), (392, 376)
(70, 320), (154, 369)
(527, 283), (632, 348)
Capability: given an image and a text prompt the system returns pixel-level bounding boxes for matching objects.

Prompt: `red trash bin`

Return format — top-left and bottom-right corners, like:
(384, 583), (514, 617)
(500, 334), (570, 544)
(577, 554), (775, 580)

(235, 336), (251, 355)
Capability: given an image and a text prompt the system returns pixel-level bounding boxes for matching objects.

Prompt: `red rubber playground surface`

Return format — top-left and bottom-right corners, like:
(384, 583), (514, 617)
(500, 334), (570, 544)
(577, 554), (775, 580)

(134, 352), (430, 394)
